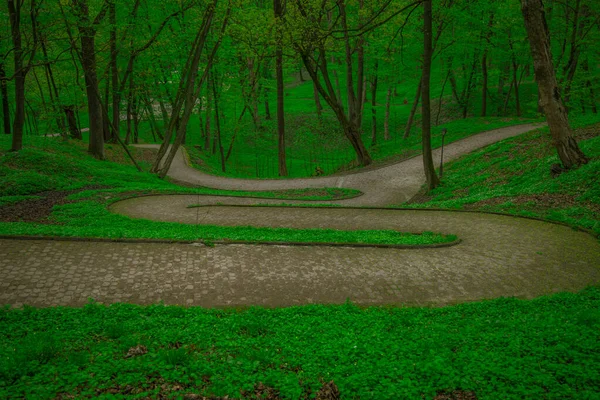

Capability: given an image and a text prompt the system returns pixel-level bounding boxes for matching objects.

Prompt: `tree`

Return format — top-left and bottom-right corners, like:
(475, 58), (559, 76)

(8, 0), (38, 151)
(521, 0), (588, 169)
(273, 0), (287, 176)
(421, 0), (439, 190)
(69, 0), (108, 159)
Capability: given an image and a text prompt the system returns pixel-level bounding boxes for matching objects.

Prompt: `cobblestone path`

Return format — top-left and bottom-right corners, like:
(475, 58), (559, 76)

(3, 123), (599, 308)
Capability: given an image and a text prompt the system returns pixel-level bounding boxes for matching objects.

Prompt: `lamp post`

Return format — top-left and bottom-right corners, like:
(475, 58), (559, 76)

(439, 128), (447, 178)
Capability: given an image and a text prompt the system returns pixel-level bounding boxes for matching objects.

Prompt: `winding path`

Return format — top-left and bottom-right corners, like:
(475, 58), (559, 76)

(2, 123), (599, 308)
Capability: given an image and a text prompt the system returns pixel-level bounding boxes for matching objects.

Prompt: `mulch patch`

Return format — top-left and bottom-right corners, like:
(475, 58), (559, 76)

(574, 123), (600, 141)
(0, 186), (110, 223)
(406, 186), (433, 204)
(434, 389), (478, 400)
(57, 379), (343, 400)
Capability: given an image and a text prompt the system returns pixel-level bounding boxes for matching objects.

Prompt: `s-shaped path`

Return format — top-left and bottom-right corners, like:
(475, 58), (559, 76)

(2, 123), (599, 308)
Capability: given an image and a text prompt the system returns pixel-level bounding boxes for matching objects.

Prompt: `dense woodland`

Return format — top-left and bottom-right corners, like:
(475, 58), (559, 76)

(1, 0), (598, 183)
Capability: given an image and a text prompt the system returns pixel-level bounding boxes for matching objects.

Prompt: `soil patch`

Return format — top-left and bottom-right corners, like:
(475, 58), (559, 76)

(0, 186), (109, 223)
(574, 123), (600, 141)
(406, 186), (433, 204)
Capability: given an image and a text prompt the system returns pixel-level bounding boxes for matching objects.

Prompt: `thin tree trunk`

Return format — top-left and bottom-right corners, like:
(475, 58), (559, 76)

(481, 51), (489, 117)
(125, 65), (134, 145)
(512, 59), (521, 117)
(156, 1), (229, 177)
(75, 0), (105, 159)
(0, 62), (10, 135)
(8, 0), (28, 151)
(204, 79), (212, 152)
(212, 75), (226, 173)
(521, 0), (588, 169)
(264, 86), (271, 120)
(274, 0), (287, 176)
(497, 63), (509, 115)
(370, 61), (378, 146)
(404, 75), (422, 139)
(562, 0), (582, 111)
(384, 86), (391, 140)
(581, 59), (597, 114)
(313, 79), (323, 117)
(103, 74), (111, 141)
(435, 70), (451, 126)
(460, 56), (478, 119)
(64, 106), (80, 139)
(422, 0), (439, 190)
(110, 0), (120, 141)
(225, 105), (246, 161)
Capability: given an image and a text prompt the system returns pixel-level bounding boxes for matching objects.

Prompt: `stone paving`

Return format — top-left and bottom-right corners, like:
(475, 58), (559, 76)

(2, 122), (599, 308)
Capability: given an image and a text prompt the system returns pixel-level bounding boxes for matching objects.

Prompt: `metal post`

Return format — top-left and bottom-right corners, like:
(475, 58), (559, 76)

(439, 128), (447, 178)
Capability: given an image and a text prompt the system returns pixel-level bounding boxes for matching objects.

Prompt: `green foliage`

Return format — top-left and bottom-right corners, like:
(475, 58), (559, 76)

(1, 288), (599, 398)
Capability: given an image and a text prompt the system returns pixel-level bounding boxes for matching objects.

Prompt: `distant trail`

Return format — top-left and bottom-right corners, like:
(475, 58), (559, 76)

(5, 121), (597, 309)
(135, 123), (544, 206)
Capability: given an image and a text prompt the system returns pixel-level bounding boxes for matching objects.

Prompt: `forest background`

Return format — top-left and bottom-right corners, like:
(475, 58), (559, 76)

(1, 0), (598, 180)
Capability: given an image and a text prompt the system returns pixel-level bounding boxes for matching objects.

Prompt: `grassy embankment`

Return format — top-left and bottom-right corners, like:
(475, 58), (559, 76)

(0, 136), (454, 246)
(405, 113), (600, 236)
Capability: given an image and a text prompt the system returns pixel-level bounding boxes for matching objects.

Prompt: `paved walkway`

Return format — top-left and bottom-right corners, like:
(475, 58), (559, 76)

(2, 123), (599, 308)
(139, 123), (544, 205)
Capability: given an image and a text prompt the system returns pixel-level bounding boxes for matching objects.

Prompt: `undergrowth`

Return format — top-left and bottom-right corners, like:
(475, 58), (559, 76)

(406, 114), (600, 235)
(1, 288), (599, 399)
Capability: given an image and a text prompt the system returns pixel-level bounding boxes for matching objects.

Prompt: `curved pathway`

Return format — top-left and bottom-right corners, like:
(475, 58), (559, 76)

(139, 123), (544, 205)
(2, 123), (599, 308)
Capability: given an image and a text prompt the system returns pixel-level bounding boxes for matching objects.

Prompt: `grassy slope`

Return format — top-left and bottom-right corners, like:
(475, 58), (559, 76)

(404, 114), (600, 236)
(0, 136), (453, 246)
(1, 289), (599, 399)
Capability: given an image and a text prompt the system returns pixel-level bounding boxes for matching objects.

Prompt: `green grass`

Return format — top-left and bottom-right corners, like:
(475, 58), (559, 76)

(404, 114), (600, 235)
(1, 288), (599, 399)
(0, 135), (454, 247)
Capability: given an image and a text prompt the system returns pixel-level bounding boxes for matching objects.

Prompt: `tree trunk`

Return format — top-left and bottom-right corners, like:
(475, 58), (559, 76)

(8, 0), (26, 151)
(155, 1), (228, 176)
(264, 86), (271, 120)
(274, 0), (287, 176)
(512, 59), (522, 117)
(497, 63), (509, 115)
(110, 0), (120, 141)
(204, 78), (212, 151)
(481, 51), (489, 117)
(384, 86), (391, 141)
(103, 75), (111, 141)
(370, 61), (378, 146)
(75, 0), (105, 159)
(0, 62), (11, 135)
(212, 75), (226, 173)
(421, 0), (439, 190)
(313, 79), (322, 117)
(403, 75), (422, 139)
(64, 106), (81, 139)
(521, 0), (588, 169)
(581, 59), (597, 114)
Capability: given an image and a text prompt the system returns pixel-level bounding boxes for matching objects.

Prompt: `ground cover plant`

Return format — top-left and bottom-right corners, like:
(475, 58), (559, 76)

(1, 287), (599, 399)
(404, 114), (600, 236)
(0, 135), (454, 246)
